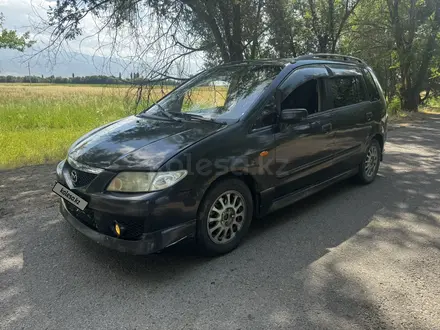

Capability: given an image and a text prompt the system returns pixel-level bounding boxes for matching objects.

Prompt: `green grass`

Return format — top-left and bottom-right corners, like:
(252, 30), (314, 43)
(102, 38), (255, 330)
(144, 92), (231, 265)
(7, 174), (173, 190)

(425, 97), (440, 112)
(0, 84), (166, 168)
(0, 83), (225, 169)
(387, 95), (440, 119)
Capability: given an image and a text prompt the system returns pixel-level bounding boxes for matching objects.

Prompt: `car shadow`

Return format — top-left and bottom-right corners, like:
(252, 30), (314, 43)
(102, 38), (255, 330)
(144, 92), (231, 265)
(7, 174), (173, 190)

(65, 175), (370, 275)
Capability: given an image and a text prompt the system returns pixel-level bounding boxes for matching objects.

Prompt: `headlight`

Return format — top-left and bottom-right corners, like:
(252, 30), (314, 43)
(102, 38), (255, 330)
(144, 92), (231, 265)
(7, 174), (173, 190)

(106, 170), (188, 192)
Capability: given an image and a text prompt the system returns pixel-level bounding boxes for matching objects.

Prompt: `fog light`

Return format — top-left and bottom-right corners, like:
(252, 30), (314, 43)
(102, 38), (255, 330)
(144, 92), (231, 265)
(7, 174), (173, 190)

(115, 223), (121, 237)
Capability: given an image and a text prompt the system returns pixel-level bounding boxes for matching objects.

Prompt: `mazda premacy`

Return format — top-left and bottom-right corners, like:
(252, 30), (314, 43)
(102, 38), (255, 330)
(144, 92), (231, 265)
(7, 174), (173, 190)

(54, 53), (388, 255)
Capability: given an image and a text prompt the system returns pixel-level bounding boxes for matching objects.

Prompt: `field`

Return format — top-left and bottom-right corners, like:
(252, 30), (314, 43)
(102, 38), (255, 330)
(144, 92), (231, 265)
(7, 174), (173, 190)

(3, 83), (437, 169)
(0, 84), (173, 168)
(0, 83), (228, 169)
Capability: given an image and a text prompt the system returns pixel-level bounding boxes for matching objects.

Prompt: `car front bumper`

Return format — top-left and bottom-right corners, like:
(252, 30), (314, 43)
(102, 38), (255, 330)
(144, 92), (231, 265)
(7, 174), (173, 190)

(60, 199), (196, 255)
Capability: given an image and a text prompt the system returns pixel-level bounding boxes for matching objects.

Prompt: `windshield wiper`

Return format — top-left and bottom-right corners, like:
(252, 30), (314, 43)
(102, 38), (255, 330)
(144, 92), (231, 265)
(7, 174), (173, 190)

(156, 103), (183, 122)
(140, 103), (182, 122)
(172, 112), (226, 125)
(140, 103), (225, 124)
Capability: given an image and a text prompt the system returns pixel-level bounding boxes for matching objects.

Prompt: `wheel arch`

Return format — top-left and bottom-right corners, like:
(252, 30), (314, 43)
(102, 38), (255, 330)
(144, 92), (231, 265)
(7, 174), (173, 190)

(371, 133), (384, 161)
(197, 171), (260, 219)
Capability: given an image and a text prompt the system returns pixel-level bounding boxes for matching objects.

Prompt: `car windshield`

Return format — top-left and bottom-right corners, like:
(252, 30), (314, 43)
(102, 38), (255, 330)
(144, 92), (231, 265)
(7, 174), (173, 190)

(141, 64), (282, 123)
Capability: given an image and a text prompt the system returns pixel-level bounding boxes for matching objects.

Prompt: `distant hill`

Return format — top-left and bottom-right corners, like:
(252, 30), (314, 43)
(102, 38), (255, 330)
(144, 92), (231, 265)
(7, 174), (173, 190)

(0, 49), (202, 79)
(0, 49), (145, 78)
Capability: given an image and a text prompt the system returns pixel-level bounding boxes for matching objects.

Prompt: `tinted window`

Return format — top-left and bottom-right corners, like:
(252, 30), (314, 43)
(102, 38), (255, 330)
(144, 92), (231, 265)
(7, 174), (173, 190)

(363, 70), (380, 101)
(280, 66), (328, 94)
(143, 64), (282, 123)
(328, 76), (362, 108)
(282, 79), (319, 115)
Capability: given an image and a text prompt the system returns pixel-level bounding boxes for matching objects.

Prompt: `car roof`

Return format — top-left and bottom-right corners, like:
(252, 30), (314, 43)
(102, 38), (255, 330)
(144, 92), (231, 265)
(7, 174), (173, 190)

(218, 58), (292, 67)
(219, 54), (367, 68)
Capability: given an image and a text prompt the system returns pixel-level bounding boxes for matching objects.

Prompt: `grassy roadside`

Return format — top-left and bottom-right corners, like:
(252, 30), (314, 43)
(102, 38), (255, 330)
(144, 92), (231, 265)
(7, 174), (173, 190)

(0, 84), (148, 169)
(1, 83), (439, 169)
(388, 106), (440, 125)
(0, 84), (225, 169)
(386, 94), (440, 123)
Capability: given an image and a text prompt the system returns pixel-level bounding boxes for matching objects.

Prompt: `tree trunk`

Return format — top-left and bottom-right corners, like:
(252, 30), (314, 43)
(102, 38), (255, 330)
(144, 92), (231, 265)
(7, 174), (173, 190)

(399, 58), (418, 111)
(230, 3), (243, 61)
(318, 35), (328, 52)
(401, 88), (419, 112)
(328, 0), (334, 52)
(195, 2), (231, 62)
(250, 0), (263, 59)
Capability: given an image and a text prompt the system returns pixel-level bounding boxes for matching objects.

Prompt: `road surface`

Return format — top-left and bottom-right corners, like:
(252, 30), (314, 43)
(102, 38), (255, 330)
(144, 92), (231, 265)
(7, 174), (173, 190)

(1, 114), (440, 329)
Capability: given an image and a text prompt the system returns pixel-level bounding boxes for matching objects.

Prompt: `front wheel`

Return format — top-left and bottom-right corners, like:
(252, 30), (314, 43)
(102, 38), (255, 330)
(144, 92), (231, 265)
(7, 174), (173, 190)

(357, 139), (381, 184)
(196, 178), (253, 256)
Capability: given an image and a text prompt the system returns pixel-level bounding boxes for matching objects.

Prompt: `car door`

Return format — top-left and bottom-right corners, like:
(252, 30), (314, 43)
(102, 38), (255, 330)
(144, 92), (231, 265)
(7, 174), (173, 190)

(323, 65), (371, 172)
(362, 66), (387, 129)
(244, 95), (279, 194)
(274, 65), (335, 198)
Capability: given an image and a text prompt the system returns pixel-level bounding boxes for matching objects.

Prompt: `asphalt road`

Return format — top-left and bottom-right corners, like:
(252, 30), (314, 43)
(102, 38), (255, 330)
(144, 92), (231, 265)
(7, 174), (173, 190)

(1, 114), (440, 330)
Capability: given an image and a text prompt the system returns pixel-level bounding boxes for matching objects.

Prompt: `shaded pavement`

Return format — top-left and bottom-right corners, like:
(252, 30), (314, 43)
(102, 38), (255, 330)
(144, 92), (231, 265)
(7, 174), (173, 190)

(1, 114), (440, 329)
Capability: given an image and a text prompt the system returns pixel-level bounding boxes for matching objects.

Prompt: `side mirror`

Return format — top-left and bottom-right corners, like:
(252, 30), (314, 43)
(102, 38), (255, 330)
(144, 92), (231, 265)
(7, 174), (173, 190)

(280, 108), (308, 123)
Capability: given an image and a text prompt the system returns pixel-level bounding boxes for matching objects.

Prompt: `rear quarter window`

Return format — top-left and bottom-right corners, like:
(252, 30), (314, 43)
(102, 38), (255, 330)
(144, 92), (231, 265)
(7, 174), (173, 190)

(363, 69), (381, 101)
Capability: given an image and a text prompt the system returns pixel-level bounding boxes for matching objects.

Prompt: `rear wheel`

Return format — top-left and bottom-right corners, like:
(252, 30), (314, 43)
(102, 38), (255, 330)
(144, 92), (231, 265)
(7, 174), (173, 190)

(196, 178), (253, 256)
(357, 139), (381, 184)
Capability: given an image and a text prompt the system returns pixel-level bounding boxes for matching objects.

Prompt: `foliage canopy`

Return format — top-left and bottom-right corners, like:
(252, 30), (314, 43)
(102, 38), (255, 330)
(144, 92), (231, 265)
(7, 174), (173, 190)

(47, 0), (440, 111)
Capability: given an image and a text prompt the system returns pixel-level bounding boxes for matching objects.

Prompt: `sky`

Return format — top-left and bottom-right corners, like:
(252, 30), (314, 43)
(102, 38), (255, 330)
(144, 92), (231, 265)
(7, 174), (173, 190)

(0, 0), (106, 56)
(0, 0), (46, 32)
(0, 0), (204, 77)
(0, 0), (118, 75)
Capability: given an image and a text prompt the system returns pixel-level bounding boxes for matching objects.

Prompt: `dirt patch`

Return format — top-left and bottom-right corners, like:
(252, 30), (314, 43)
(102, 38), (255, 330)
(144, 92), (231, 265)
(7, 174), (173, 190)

(0, 163), (58, 218)
(388, 111), (436, 130)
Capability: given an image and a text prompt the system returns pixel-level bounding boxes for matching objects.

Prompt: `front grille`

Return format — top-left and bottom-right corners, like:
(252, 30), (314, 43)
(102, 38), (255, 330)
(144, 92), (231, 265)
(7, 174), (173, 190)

(115, 218), (144, 240)
(94, 212), (145, 240)
(65, 162), (97, 187)
(65, 202), (97, 229)
(65, 202), (145, 240)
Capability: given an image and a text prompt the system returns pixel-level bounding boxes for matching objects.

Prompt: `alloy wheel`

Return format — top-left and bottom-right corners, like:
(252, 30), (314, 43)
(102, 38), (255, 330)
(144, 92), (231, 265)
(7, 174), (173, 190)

(207, 190), (246, 244)
(364, 144), (379, 177)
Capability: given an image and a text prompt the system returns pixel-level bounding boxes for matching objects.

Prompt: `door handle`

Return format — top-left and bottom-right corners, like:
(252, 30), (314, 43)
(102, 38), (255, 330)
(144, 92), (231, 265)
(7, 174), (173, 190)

(322, 123), (332, 133)
(366, 112), (373, 121)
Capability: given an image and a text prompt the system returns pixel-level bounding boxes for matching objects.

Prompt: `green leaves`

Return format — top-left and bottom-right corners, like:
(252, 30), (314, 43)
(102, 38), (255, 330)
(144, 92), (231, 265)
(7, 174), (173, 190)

(0, 30), (35, 52)
(0, 13), (35, 52)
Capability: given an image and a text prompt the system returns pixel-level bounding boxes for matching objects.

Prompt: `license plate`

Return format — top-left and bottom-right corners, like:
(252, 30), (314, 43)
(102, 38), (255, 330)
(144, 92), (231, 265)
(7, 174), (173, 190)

(52, 182), (88, 210)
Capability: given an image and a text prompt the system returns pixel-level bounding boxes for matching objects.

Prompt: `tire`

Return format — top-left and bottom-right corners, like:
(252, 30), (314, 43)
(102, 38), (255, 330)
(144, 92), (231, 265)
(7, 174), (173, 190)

(357, 139), (381, 184)
(196, 178), (253, 256)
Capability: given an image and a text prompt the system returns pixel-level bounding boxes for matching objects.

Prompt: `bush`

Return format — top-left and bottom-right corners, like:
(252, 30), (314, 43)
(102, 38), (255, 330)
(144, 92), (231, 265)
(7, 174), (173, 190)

(426, 97), (440, 108)
(388, 96), (401, 115)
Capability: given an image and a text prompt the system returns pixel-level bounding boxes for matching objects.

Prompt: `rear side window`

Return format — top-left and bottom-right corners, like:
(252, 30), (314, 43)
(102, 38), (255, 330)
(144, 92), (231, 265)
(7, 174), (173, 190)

(363, 70), (380, 101)
(328, 76), (363, 108)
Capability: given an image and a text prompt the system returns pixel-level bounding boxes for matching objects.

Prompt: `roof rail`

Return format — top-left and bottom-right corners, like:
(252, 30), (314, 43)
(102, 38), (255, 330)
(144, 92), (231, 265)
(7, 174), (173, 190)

(293, 53), (366, 65)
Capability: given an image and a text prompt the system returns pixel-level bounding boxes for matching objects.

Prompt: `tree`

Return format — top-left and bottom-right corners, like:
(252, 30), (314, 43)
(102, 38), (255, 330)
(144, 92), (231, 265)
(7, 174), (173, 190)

(341, 0), (398, 99)
(44, 0), (440, 113)
(0, 13), (34, 51)
(340, 0), (440, 111)
(265, 0), (300, 57)
(387, 0), (440, 111)
(303, 0), (362, 53)
(47, 0), (261, 68)
(46, 0), (362, 79)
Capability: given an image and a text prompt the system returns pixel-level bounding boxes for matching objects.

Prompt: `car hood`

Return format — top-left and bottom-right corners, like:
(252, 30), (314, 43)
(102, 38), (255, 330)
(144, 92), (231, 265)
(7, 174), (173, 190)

(68, 116), (221, 171)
